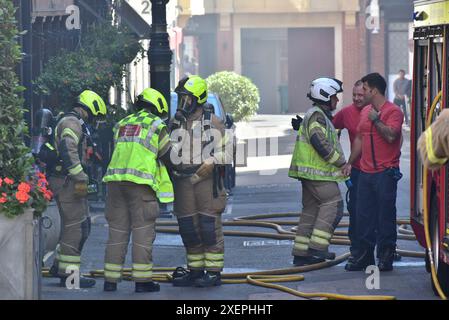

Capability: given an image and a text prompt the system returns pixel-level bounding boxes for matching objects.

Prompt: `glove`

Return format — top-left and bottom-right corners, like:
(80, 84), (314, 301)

(291, 115), (303, 131)
(74, 182), (88, 197)
(190, 157), (216, 185)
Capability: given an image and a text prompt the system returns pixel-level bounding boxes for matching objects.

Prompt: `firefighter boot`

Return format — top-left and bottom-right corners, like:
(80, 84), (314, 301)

(293, 256), (325, 266)
(172, 267), (205, 287)
(135, 281), (160, 293)
(378, 247), (395, 272)
(308, 248), (336, 260)
(195, 271), (222, 287)
(344, 248), (375, 271)
(103, 281), (117, 292)
(60, 276), (96, 288)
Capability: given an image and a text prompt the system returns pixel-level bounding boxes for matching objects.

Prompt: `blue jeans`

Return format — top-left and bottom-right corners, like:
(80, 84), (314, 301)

(356, 170), (398, 254)
(347, 168), (361, 256)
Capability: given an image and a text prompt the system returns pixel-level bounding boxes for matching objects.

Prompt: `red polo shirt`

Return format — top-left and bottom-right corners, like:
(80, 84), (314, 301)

(357, 101), (403, 173)
(333, 104), (364, 169)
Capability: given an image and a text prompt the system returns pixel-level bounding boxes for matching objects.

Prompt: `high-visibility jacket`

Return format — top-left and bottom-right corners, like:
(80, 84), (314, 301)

(289, 106), (347, 182)
(103, 110), (174, 203)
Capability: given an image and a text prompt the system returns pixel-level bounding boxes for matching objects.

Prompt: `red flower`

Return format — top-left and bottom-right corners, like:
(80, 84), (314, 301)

(15, 191), (30, 204)
(38, 179), (48, 188)
(0, 178), (2, 187)
(18, 182), (31, 193)
(0, 193), (7, 204)
(4, 178), (14, 185)
(43, 191), (53, 201)
(37, 172), (47, 180)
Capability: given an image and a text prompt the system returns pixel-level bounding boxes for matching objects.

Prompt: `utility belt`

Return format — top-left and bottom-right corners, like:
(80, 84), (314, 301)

(171, 165), (225, 198)
(171, 166), (201, 179)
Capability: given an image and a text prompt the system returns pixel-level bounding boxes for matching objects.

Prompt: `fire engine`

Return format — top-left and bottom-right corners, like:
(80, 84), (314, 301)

(412, 0), (449, 298)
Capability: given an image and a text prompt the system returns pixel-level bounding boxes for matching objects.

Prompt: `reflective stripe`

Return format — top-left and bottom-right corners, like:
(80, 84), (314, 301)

(132, 271), (153, 279)
(328, 151), (340, 165)
(312, 229), (332, 240)
(426, 127), (448, 165)
(58, 262), (80, 270)
(158, 192), (174, 199)
(61, 128), (79, 144)
(205, 253), (224, 261)
(116, 137), (158, 155)
(205, 253), (224, 268)
(294, 243), (309, 251)
(294, 236), (310, 244)
(289, 165), (344, 179)
(133, 263), (153, 271)
(105, 263), (123, 271)
(188, 253), (205, 268)
(308, 122), (327, 135)
(310, 236), (330, 246)
(45, 142), (55, 151)
(68, 163), (83, 176)
(159, 135), (170, 149)
(104, 271), (122, 279)
(105, 168), (155, 181)
(59, 254), (81, 263)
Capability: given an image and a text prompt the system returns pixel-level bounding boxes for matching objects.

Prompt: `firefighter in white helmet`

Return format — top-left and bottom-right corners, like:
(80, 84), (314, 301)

(289, 77), (348, 266)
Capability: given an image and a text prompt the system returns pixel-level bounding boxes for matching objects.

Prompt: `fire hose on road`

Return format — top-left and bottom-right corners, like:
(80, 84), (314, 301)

(42, 211), (425, 300)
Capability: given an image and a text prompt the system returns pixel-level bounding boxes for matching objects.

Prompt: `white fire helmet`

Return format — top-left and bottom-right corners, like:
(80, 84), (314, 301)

(307, 77), (343, 105)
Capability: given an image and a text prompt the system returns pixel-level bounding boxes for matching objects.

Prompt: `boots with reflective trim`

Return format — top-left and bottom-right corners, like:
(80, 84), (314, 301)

(194, 271), (222, 287)
(344, 248), (375, 271)
(103, 281), (117, 292)
(172, 267), (204, 287)
(135, 281), (160, 293)
(293, 255), (325, 267)
(308, 248), (336, 260)
(59, 276), (96, 288)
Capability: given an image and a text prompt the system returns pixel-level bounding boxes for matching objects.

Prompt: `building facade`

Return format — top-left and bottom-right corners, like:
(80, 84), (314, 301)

(176, 0), (413, 113)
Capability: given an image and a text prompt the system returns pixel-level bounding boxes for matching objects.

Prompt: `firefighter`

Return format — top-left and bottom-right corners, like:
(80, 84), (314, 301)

(289, 77), (348, 266)
(102, 88), (174, 293)
(169, 75), (232, 287)
(48, 90), (107, 288)
(418, 109), (449, 170)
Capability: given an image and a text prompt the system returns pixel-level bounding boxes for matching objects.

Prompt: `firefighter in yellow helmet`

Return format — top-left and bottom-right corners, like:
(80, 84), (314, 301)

(48, 90), (107, 288)
(102, 88), (174, 293)
(169, 75), (232, 287)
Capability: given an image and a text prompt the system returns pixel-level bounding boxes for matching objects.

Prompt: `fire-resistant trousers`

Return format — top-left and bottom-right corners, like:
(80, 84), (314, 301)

(103, 182), (159, 283)
(292, 179), (344, 257)
(173, 176), (227, 272)
(49, 176), (90, 276)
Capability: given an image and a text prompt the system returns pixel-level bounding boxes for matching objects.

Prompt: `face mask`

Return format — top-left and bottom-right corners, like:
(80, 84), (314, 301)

(177, 95), (196, 115)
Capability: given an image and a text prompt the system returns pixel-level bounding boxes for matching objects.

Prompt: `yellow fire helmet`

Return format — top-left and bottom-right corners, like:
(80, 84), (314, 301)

(77, 90), (107, 117)
(175, 75), (208, 105)
(136, 87), (169, 116)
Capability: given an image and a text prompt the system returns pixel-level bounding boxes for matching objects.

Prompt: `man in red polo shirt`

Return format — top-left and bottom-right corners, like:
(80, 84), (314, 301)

(343, 73), (403, 272)
(332, 80), (367, 261)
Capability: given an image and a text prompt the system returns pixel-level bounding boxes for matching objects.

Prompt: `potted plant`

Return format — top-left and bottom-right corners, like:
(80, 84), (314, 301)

(0, 0), (53, 300)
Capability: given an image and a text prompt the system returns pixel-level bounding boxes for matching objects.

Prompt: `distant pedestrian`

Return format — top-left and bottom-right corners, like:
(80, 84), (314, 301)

(393, 70), (410, 126)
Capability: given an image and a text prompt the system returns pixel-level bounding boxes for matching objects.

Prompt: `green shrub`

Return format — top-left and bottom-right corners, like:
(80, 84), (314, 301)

(0, 0), (33, 181)
(206, 71), (260, 122)
(0, 1), (52, 218)
(34, 23), (143, 113)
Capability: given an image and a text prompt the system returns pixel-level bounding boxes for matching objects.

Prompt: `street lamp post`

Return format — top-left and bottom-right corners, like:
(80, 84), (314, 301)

(149, 0), (173, 116)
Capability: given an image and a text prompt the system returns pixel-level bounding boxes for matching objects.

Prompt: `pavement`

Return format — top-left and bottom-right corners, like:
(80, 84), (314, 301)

(41, 114), (437, 300)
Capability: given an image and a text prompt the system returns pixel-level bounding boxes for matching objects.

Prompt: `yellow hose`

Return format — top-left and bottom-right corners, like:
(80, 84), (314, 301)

(42, 212), (424, 300)
(423, 90), (447, 300)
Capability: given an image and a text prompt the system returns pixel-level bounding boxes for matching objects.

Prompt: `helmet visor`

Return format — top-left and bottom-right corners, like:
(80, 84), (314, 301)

(177, 94), (195, 114)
